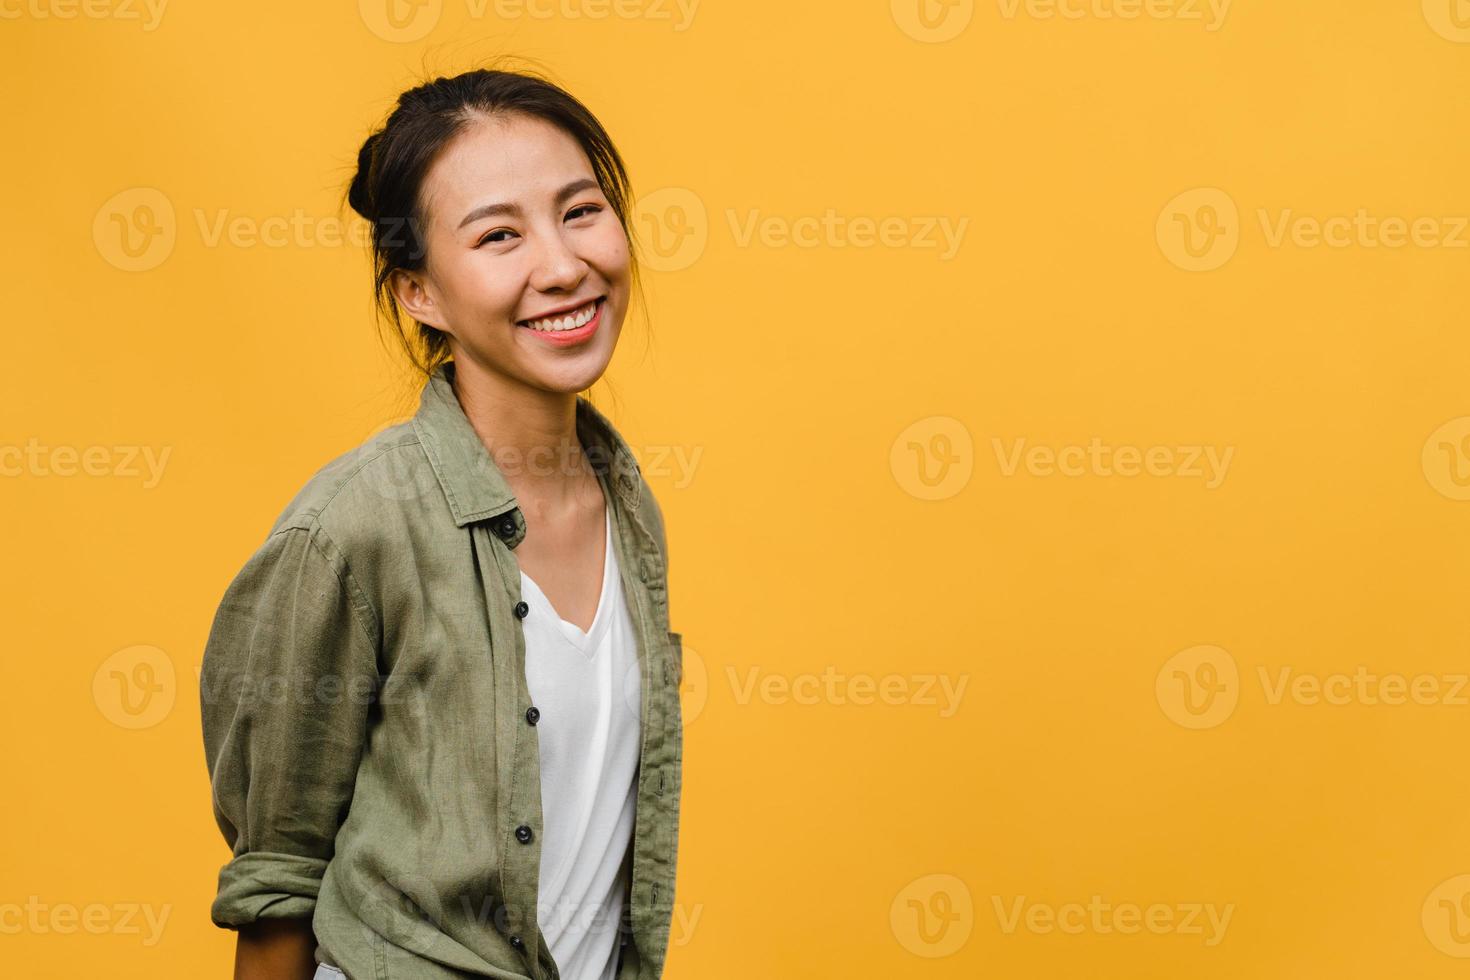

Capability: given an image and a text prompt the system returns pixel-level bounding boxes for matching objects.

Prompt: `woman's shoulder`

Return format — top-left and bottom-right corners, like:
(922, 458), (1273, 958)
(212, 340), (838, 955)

(209, 419), (442, 648)
(263, 417), (442, 550)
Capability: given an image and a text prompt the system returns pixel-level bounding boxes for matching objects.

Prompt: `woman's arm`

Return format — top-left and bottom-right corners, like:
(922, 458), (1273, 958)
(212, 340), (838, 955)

(234, 918), (318, 980)
(201, 523), (380, 973)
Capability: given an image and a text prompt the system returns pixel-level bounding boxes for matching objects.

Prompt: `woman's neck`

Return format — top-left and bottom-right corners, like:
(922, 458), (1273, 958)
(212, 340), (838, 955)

(446, 356), (598, 511)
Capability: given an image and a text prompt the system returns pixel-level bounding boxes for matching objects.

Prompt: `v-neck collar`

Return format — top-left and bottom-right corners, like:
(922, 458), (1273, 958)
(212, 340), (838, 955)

(411, 360), (644, 539)
(519, 502), (615, 655)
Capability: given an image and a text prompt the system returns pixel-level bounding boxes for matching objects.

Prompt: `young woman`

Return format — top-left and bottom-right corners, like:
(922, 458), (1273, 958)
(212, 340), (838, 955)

(199, 68), (684, 980)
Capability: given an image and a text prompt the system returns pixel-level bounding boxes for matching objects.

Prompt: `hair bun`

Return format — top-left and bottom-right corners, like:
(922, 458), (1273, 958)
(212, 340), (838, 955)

(347, 131), (381, 220)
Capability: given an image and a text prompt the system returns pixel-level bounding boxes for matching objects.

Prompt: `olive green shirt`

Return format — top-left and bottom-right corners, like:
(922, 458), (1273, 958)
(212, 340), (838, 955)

(200, 361), (683, 980)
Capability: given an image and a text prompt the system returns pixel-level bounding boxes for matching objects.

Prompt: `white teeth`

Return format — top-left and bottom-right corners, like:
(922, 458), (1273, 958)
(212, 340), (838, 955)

(525, 300), (597, 332)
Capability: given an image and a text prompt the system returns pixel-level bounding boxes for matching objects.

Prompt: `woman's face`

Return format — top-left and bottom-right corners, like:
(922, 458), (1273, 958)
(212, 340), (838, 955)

(392, 112), (631, 394)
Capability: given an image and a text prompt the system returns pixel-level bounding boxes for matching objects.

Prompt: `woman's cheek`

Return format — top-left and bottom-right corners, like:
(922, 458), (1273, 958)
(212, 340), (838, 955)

(467, 259), (525, 319)
(588, 223), (631, 268)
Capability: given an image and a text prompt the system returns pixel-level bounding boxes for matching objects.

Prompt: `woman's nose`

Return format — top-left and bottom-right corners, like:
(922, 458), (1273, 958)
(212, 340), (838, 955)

(529, 233), (588, 291)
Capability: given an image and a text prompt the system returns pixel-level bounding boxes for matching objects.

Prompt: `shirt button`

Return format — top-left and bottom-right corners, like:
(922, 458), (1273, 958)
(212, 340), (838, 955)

(515, 824), (534, 843)
(513, 601), (529, 619)
(509, 934), (524, 950)
(496, 516), (517, 539)
(525, 706), (540, 725)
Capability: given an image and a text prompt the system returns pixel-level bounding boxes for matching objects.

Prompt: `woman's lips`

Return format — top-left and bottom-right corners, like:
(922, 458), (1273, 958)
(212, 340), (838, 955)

(518, 298), (603, 347)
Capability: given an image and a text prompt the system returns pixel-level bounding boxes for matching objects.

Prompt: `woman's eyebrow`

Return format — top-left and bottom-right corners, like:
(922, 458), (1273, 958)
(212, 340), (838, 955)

(456, 177), (601, 229)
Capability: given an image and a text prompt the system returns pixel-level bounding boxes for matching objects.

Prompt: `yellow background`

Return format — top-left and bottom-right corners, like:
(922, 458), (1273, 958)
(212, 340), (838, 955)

(3, 0), (1470, 976)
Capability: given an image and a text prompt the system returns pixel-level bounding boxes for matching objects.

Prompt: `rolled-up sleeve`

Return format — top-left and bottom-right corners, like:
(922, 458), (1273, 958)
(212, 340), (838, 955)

(199, 523), (379, 929)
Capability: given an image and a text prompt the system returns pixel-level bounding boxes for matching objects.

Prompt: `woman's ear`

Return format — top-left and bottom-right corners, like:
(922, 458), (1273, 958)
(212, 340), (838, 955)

(389, 268), (448, 331)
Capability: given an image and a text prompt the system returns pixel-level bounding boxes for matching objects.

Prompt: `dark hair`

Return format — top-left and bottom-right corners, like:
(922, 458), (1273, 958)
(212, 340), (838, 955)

(342, 63), (646, 381)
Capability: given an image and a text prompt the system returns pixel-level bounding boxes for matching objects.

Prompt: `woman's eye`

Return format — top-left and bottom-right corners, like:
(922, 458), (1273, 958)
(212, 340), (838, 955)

(477, 207), (598, 246)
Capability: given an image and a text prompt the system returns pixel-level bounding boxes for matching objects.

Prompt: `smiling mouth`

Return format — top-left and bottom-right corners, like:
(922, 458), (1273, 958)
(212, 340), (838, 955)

(517, 297), (604, 332)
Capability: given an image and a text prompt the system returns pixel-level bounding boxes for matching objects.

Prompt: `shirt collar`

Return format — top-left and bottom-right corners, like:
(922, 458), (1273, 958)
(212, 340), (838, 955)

(411, 360), (642, 531)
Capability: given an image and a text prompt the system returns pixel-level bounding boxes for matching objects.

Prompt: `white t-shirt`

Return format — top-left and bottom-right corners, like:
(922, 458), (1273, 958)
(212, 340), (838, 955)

(519, 505), (643, 980)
